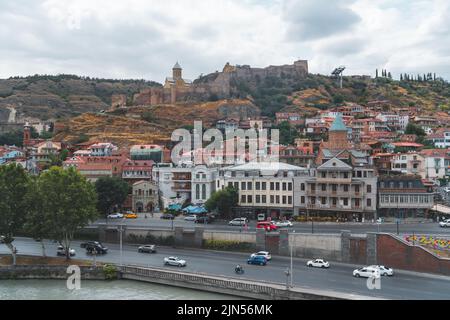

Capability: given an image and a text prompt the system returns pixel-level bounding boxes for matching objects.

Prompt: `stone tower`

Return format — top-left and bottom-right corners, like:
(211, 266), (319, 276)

(23, 122), (31, 147)
(328, 113), (350, 149)
(172, 62), (182, 80)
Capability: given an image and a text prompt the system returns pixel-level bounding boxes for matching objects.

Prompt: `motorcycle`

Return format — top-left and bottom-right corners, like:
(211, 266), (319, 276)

(235, 265), (244, 274)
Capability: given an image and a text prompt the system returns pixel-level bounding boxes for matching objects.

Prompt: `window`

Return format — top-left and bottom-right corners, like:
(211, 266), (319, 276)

(282, 196), (287, 204)
(288, 183), (292, 191)
(262, 182), (267, 190)
(367, 185), (371, 193)
(355, 198), (360, 207)
(234, 182), (239, 189)
(270, 182), (275, 190)
(256, 182), (260, 190)
(355, 185), (360, 193)
(343, 185), (349, 192)
(241, 182), (246, 190)
(301, 183), (305, 191)
(247, 182), (252, 190)
(343, 172), (348, 179)
(282, 182), (287, 191)
(196, 184), (200, 199)
(262, 195), (267, 203)
(288, 196), (292, 204)
(276, 195), (280, 204)
(270, 195), (274, 203)
(256, 195), (260, 203)
(343, 198), (348, 206)
(276, 182), (280, 190)
(332, 198), (337, 206)
(321, 172), (326, 178)
(301, 196), (305, 204)
(367, 198), (372, 207)
(247, 195), (252, 203)
(241, 195), (246, 203)
(321, 184), (326, 191)
(228, 182), (233, 188)
(202, 184), (206, 200)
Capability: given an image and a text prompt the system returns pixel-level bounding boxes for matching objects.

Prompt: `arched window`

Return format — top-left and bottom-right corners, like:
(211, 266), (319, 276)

(196, 184), (200, 200)
(202, 184), (206, 199)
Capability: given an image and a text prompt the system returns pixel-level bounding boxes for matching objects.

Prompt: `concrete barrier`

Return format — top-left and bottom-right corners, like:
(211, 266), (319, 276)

(119, 265), (379, 300)
(0, 265), (108, 280)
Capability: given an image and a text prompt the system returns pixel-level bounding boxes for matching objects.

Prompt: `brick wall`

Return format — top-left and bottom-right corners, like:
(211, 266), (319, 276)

(377, 234), (450, 275)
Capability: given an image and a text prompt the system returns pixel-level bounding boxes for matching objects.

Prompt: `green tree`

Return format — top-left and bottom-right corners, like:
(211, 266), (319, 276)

(205, 186), (238, 219)
(405, 123), (425, 137)
(38, 167), (98, 259)
(0, 164), (31, 265)
(95, 176), (130, 216)
(272, 121), (299, 145)
(24, 177), (51, 257)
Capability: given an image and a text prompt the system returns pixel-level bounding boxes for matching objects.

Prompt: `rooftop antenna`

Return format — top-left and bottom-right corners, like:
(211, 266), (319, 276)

(332, 66), (346, 88)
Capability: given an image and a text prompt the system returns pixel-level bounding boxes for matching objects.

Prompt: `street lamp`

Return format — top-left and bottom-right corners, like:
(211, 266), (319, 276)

(118, 224), (124, 267)
(284, 267), (290, 290)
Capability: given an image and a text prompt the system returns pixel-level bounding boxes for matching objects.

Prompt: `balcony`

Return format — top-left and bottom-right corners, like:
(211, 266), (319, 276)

(306, 190), (364, 197)
(172, 183), (191, 191)
(306, 203), (364, 212)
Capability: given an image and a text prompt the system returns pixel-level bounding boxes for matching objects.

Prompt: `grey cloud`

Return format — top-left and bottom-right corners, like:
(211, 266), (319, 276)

(283, 0), (361, 41)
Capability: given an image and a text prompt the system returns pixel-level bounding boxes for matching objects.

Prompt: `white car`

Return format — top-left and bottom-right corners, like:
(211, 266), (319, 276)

(228, 218), (248, 226)
(164, 256), (187, 267)
(353, 266), (381, 278)
(439, 219), (450, 227)
(274, 220), (293, 227)
(107, 213), (123, 219)
(184, 215), (197, 221)
(368, 265), (394, 276)
(56, 245), (76, 256)
(250, 251), (272, 261)
(307, 259), (330, 268)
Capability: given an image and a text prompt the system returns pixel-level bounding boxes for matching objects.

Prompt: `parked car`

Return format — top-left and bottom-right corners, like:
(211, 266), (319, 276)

(353, 266), (380, 278)
(368, 265), (394, 276)
(228, 218), (248, 226)
(257, 213), (266, 221)
(195, 216), (210, 224)
(107, 212), (123, 219)
(124, 212), (138, 219)
(247, 255), (267, 266)
(306, 258), (330, 268)
(138, 245), (156, 253)
(184, 215), (197, 221)
(439, 219), (450, 227)
(250, 251), (272, 261)
(256, 221), (278, 232)
(274, 220), (293, 227)
(0, 235), (5, 243)
(84, 242), (108, 254)
(164, 256), (186, 267)
(57, 245), (76, 257)
(161, 213), (175, 220)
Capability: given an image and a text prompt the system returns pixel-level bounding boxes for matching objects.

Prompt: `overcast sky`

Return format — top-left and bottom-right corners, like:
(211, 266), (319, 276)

(0, 0), (449, 82)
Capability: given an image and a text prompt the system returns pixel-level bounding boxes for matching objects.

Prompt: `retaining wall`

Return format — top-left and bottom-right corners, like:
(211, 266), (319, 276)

(0, 265), (108, 280)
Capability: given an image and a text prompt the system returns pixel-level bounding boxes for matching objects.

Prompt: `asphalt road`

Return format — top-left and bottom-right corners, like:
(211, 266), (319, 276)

(2, 237), (450, 300)
(92, 214), (450, 236)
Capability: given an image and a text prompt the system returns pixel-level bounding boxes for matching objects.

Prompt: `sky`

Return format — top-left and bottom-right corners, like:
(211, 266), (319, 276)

(0, 0), (449, 83)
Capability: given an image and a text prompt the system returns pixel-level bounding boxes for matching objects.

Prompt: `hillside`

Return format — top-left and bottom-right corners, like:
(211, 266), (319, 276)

(53, 99), (260, 147)
(0, 75), (161, 121)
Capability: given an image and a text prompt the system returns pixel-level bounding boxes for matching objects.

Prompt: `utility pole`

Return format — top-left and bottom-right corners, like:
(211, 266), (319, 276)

(119, 224), (123, 267)
(290, 241), (293, 288)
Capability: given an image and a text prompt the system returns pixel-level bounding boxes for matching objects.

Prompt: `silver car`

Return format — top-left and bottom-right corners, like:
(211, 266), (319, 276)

(138, 245), (156, 253)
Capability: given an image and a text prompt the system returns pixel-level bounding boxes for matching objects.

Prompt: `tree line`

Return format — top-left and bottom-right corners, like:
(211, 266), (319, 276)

(0, 164), (130, 264)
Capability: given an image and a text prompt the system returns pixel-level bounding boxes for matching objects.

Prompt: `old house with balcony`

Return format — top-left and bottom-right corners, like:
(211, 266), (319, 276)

(378, 175), (434, 219)
(294, 157), (378, 221)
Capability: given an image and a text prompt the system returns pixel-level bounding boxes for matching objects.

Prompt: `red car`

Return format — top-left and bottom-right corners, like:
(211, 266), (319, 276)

(256, 221), (278, 231)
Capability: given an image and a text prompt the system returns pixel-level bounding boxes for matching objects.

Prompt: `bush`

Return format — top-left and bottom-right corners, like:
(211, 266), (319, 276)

(103, 264), (118, 280)
(203, 239), (254, 251)
(127, 232), (175, 246)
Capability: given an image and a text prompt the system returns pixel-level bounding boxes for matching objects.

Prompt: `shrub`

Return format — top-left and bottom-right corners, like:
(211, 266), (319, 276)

(103, 264), (118, 280)
(127, 232), (175, 246)
(203, 239), (254, 251)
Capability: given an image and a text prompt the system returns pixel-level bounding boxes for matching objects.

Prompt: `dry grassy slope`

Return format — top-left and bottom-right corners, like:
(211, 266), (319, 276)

(54, 99), (260, 147)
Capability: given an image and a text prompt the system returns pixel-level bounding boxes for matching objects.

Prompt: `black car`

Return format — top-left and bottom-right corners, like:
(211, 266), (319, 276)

(80, 241), (104, 248)
(86, 243), (108, 254)
(195, 216), (210, 224)
(161, 213), (175, 220)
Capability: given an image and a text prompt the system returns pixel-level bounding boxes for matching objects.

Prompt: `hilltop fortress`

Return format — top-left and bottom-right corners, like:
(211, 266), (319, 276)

(111, 60), (308, 108)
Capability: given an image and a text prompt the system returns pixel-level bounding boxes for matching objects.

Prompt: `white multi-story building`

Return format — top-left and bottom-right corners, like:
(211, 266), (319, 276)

(391, 153), (425, 176)
(152, 163), (218, 208)
(216, 162), (308, 219)
(375, 113), (409, 131)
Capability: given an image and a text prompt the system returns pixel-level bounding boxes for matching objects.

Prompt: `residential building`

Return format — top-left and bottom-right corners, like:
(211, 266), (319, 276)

(216, 162), (308, 219)
(391, 153), (425, 176)
(378, 175), (434, 219)
(294, 157), (378, 221)
(122, 160), (154, 183)
(89, 142), (118, 157)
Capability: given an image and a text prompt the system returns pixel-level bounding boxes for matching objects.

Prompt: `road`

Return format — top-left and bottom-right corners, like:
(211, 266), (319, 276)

(2, 237), (449, 300)
(92, 214), (450, 236)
